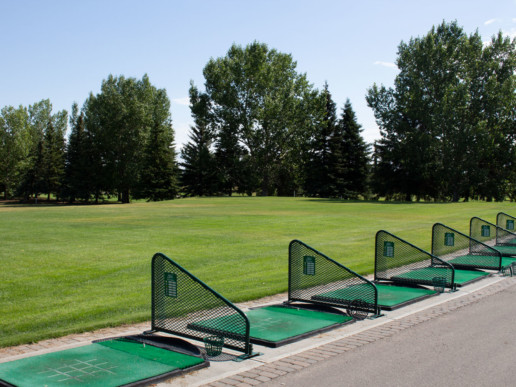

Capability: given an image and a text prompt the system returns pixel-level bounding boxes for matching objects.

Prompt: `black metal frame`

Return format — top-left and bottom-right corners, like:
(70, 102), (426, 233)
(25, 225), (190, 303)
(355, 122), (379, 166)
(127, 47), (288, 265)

(287, 239), (380, 317)
(432, 222), (503, 272)
(374, 230), (456, 290)
(149, 253), (254, 358)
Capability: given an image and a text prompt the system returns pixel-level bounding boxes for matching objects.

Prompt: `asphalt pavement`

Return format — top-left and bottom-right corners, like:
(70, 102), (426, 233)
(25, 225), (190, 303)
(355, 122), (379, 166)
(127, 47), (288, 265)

(265, 281), (516, 387)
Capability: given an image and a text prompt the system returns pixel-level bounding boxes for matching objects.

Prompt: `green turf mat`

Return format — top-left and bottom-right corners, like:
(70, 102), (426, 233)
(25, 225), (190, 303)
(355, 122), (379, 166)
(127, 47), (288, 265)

(392, 267), (488, 285)
(311, 283), (374, 305)
(448, 255), (516, 269)
(493, 245), (516, 256)
(313, 283), (436, 308)
(376, 284), (437, 306)
(0, 340), (204, 387)
(189, 305), (351, 344)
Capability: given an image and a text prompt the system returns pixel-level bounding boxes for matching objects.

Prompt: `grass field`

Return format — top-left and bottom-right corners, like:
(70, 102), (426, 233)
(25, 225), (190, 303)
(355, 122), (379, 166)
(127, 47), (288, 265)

(0, 197), (513, 347)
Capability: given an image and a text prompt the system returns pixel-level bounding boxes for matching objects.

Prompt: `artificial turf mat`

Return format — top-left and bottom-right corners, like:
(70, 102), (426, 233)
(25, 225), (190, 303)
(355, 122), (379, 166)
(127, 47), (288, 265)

(189, 305), (352, 346)
(392, 267), (489, 286)
(492, 245), (516, 256)
(313, 283), (436, 310)
(448, 255), (516, 270)
(0, 339), (205, 387)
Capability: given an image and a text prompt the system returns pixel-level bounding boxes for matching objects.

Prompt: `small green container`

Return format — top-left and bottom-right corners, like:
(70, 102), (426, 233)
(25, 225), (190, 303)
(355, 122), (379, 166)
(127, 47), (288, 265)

(204, 336), (224, 357)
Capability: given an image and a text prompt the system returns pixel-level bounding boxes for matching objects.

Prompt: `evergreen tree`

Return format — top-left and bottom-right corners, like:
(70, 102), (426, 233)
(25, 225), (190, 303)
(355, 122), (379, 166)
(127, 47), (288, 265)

(40, 117), (66, 200)
(18, 138), (44, 201)
(336, 100), (370, 198)
(136, 90), (179, 201)
(180, 122), (218, 197)
(214, 121), (246, 196)
(64, 103), (94, 202)
(304, 84), (337, 197)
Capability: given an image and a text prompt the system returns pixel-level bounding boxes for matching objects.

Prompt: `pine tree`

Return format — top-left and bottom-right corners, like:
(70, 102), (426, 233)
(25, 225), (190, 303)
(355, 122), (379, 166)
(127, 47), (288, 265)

(40, 118), (66, 200)
(304, 84), (337, 197)
(180, 123), (218, 196)
(64, 104), (94, 202)
(214, 121), (246, 196)
(138, 126), (178, 200)
(338, 100), (370, 198)
(134, 89), (179, 201)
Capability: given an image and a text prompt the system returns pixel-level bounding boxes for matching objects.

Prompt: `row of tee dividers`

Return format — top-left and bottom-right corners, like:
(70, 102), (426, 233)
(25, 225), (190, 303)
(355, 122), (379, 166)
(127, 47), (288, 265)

(144, 212), (516, 360)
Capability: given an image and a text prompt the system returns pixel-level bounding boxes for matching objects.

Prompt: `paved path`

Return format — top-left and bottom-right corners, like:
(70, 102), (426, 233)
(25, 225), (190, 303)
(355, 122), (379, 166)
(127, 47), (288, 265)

(264, 279), (516, 386)
(202, 277), (516, 387)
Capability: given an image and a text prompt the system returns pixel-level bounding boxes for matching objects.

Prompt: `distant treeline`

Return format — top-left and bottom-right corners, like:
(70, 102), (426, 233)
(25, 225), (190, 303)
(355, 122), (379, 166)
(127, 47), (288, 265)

(0, 21), (514, 203)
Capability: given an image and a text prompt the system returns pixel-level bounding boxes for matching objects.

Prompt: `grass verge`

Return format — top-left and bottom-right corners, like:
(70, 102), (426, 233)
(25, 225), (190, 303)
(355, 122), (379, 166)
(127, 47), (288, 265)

(0, 197), (512, 347)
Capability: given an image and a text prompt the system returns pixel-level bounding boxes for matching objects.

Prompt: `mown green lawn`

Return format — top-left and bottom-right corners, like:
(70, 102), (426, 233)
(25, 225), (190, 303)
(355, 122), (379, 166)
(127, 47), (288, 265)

(0, 197), (513, 347)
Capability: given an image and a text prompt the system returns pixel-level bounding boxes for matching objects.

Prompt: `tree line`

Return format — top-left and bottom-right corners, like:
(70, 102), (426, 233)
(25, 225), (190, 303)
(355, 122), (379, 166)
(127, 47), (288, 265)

(1, 21), (514, 203)
(0, 75), (178, 203)
(368, 21), (516, 202)
(182, 42), (368, 198)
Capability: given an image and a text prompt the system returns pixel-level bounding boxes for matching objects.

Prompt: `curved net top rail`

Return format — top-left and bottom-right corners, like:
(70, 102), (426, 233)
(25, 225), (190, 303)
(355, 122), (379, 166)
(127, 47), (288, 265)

(288, 240), (379, 316)
(471, 217), (516, 247)
(151, 253), (252, 355)
(432, 223), (503, 271)
(496, 213), (516, 246)
(375, 230), (455, 289)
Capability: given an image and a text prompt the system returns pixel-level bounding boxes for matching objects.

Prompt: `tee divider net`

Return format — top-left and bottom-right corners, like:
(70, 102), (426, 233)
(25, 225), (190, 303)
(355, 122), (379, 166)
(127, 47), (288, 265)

(496, 213), (516, 242)
(288, 239), (380, 317)
(432, 223), (503, 271)
(148, 253), (255, 359)
(375, 230), (456, 290)
(471, 217), (516, 247)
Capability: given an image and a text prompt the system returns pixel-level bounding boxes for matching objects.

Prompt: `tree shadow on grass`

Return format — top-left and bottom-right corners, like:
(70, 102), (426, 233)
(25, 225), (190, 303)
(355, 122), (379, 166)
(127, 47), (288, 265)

(303, 198), (457, 205)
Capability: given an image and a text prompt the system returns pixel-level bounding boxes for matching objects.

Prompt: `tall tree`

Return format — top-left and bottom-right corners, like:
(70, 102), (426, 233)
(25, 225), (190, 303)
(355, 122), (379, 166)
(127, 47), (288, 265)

(18, 99), (53, 201)
(180, 123), (218, 196)
(191, 41), (319, 196)
(40, 113), (66, 201)
(136, 89), (179, 201)
(303, 83), (337, 197)
(84, 74), (177, 203)
(472, 32), (516, 200)
(214, 121), (247, 196)
(0, 106), (30, 199)
(367, 21), (516, 201)
(335, 100), (370, 198)
(64, 103), (94, 202)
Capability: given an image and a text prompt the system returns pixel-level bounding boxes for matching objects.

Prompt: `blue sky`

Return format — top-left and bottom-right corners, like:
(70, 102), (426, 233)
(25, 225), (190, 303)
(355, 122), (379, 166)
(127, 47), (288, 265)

(1, 0), (515, 148)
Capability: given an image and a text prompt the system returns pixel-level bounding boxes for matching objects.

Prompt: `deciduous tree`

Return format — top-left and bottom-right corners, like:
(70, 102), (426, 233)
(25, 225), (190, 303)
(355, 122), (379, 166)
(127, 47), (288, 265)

(191, 41), (319, 195)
